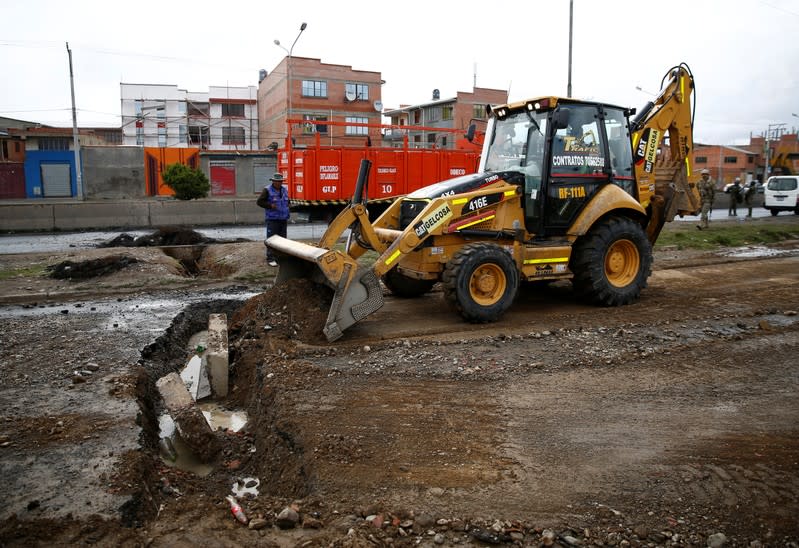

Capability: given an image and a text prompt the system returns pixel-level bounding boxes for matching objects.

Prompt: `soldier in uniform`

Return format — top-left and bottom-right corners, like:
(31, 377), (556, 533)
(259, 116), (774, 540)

(696, 168), (715, 230)
(728, 177), (742, 216)
(744, 179), (757, 217)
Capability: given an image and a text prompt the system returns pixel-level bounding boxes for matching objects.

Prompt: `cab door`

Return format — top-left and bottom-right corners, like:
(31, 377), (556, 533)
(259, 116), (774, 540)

(543, 105), (609, 233)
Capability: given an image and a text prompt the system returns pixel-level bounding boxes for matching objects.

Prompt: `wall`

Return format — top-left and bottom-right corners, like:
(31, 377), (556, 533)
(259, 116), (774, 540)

(0, 198), (264, 232)
(82, 146), (146, 199)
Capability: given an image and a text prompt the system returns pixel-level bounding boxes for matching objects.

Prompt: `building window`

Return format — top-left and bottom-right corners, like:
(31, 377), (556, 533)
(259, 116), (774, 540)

(179, 125), (187, 144)
(427, 133), (436, 145)
(222, 127), (246, 145)
(134, 100), (143, 116)
(188, 125), (210, 147)
(222, 103), (245, 117)
(188, 101), (209, 117)
(156, 107), (165, 120)
(724, 156), (737, 164)
(442, 106), (453, 121)
(345, 83), (369, 101)
(695, 156), (707, 163)
(178, 101), (187, 115)
(473, 104), (487, 119)
(345, 116), (368, 135)
(136, 127), (144, 146)
(15, 142), (21, 152)
(158, 126), (167, 147)
(747, 155), (754, 164)
(427, 107), (441, 123)
(38, 137), (70, 151)
(302, 80), (327, 98)
(303, 115), (328, 134)
(413, 110), (422, 124)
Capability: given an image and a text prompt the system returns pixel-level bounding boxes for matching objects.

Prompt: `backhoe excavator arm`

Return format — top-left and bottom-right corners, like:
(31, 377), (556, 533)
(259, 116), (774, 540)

(630, 63), (700, 243)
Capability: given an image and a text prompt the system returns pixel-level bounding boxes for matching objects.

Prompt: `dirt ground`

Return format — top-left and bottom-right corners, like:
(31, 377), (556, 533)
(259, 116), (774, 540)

(1, 216), (799, 547)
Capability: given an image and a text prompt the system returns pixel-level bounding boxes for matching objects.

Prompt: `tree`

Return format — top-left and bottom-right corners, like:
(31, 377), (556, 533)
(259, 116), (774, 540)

(162, 163), (210, 200)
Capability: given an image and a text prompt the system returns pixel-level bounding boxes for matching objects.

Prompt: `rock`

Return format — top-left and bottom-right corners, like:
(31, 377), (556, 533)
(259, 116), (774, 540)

(785, 310), (797, 316)
(302, 517), (323, 529)
(758, 320), (773, 331)
(469, 527), (506, 544)
(563, 535), (582, 546)
(85, 363), (100, 372)
(434, 533), (446, 544)
(708, 532), (728, 548)
(510, 532), (524, 542)
(633, 525), (648, 538)
(429, 487), (445, 496)
(275, 507), (299, 529)
(414, 513), (435, 529)
(72, 375), (86, 384)
(542, 529), (556, 546)
(248, 518), (268, 530)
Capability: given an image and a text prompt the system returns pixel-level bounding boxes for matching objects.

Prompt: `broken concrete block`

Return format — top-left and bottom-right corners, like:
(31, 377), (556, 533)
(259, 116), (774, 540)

(180, 355), (212, 401)
(155, 372), (219, 461)
(206, 314), (229, 398)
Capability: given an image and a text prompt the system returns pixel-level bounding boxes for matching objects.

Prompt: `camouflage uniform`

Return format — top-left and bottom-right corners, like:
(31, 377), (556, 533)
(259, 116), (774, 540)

(744, 181), (757, 217)
(728, 180), (742, 216)
(696, 173), (715, 229)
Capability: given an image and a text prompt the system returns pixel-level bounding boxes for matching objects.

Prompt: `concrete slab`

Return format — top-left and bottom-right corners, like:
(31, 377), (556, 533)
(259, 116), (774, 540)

(180, 355), (212, 400)
(206, 313), (229, 397)
(155, 372), (218, 461)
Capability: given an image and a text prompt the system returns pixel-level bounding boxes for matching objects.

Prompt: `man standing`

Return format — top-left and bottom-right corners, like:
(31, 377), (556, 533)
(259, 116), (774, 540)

(696, 168), (715, 230)
(257, 172), (290, 267)
(727, 177), (742, 216)
(744, 179), (757, 217)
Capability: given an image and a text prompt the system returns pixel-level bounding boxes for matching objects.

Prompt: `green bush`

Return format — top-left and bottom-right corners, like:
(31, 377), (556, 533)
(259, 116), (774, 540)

(162, 163), (210, 200)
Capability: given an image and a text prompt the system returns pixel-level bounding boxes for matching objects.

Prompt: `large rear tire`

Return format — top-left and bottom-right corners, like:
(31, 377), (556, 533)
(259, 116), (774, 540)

(571, 216), (652, 306)
(442, 242), (519, 322)
(382, 268), (436, 298)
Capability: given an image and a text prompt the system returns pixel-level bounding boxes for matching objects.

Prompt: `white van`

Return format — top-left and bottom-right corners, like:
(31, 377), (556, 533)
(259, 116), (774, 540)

(764, 176), (799, 216)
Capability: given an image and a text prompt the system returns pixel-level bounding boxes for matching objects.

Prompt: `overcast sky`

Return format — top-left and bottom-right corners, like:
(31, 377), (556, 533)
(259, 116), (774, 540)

(1, 0), (797, 145)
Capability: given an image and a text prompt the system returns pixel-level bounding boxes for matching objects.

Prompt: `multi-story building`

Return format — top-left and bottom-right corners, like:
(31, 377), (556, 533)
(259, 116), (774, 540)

(258, 57), (384, 149)
(692, 144), (758, 187)
(383, 87), (508, 149)
(120, 83), (258, 150)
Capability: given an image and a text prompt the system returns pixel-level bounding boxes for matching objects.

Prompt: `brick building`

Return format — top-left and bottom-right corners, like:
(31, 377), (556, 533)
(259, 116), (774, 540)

(258, 57), (384, 149)
(383, 87), (508, 149)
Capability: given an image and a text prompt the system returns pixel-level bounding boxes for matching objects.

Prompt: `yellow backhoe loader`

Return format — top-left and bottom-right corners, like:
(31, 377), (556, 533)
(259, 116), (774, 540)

(268, 63), (700, 342)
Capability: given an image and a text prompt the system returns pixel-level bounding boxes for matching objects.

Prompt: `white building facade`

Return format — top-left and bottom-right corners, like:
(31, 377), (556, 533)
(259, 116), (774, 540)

(120, 83), (258, 150)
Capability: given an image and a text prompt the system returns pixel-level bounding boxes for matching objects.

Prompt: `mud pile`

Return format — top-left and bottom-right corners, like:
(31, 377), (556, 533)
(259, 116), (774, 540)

(47, 255), (139, 279)
(230, 278), (332, 345)
(98, 226), (247, 248)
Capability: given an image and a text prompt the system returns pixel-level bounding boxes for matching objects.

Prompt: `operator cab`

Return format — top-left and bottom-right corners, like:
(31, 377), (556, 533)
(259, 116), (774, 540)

(480, 98), (635, 235)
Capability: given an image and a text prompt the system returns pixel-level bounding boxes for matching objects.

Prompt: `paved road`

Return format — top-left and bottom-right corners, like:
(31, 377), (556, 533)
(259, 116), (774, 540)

(0, 206), (788, 255)
(0, 223), (330, 255)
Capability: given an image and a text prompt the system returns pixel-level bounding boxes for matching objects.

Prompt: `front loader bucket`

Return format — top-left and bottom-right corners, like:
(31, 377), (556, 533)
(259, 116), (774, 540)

(266, 235), (384, 342)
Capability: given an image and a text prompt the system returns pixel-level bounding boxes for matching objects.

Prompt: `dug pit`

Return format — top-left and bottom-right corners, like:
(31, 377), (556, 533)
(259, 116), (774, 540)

(132, 278), (335, 528)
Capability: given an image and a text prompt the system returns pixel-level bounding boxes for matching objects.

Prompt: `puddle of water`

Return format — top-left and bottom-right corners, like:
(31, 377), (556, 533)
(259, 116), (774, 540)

(720, 246), (793, 258)
(157, 414), (214, 477)
(157, 404), (248, 476)
(199, 402), (248, 432)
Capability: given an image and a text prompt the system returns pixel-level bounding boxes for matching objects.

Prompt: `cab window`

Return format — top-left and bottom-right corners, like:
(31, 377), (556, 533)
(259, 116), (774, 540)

(550, 106), (605, 176)
(603, 107), (634, 194)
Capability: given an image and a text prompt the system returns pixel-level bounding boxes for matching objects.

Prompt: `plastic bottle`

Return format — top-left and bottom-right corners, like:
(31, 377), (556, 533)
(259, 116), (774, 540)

(226, 495), (248, 524)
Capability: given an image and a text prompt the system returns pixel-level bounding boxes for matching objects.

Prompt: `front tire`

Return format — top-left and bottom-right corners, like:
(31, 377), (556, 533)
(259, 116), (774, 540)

(382, 268), (436, 298)
(571, 216), (652, 306)
(442, 242), (519, 322)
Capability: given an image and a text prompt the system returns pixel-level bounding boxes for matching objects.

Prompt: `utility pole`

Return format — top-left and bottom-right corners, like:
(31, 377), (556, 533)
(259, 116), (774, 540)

(66, 42), (84, 200)
(567, 0), (573, 98)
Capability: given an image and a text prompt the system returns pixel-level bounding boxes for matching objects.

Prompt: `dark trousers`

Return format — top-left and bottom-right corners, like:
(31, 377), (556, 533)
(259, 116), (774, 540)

(265, 219), (288, 260)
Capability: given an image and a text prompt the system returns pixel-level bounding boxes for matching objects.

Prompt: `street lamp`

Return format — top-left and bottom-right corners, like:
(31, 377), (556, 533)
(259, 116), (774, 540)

(274, 22), (307, 129)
